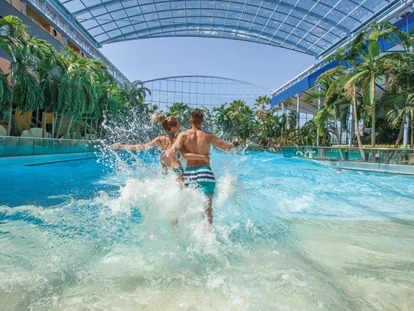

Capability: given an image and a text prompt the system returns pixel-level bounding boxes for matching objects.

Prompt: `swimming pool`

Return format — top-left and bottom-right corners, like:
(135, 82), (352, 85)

(1, 151), (413, 310)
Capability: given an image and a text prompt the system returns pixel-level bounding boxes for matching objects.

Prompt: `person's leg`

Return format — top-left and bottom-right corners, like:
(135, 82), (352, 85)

(206, 195), (213, 224)
(176, 171), (184, 189)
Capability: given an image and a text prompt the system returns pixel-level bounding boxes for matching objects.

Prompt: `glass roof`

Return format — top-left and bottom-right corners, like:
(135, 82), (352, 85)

(143, 75), (271, 111)
(55, 0), (397, 56)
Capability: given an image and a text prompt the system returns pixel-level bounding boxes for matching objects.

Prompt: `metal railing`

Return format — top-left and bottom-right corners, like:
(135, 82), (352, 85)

(0, 136), (98, 157)
(284, 146), (414, 165)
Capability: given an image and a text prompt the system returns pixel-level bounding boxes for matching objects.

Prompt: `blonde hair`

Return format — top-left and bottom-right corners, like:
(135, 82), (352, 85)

(152, 114), (179, 132)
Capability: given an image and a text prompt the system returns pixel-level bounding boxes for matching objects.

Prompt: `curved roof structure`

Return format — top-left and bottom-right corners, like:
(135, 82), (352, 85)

(54, 0), (399, 57)
(142, 75), (270, 111)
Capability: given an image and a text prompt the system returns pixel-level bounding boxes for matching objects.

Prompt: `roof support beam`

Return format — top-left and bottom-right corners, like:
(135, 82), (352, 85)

(72, 0), (124, 16)
(100, 22), (313, 53)
(72, 0), (350, 34)
(296, 94), (300, 130)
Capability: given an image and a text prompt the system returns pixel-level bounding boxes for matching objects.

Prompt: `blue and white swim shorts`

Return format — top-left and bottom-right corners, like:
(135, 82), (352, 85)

(183, 166), (216, 195)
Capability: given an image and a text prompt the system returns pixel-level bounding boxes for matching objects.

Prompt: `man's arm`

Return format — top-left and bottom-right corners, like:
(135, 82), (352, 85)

(180, 148), (210, 162)
(166, 132), (186, 157)
(211, 134), (232, 151)
(111, 137), (160, 151)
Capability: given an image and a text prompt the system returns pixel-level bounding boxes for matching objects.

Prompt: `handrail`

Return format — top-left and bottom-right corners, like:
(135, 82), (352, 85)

(288, 146), (414, 151)
(284, 146), (414, 165)
(0, 136), (97, 142)
(0, 136), (100, 158)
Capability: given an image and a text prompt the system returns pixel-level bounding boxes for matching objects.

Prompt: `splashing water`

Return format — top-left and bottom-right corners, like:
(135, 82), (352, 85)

(1, 150), (414, 311)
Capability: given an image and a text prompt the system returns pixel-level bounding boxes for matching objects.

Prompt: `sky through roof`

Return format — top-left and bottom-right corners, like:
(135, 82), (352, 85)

(55, 0), (398, 57)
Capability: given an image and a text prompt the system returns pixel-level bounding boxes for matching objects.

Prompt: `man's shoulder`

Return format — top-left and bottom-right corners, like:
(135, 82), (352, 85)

(180, 129), (213, 138)
(179, 130), (192, 137)
(198, 128), (213, 135)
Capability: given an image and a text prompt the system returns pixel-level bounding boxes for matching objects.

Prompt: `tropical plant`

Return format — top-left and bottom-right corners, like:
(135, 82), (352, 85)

(202, 106), (214, 132)
(0, 68), (10, 114)
(0, 16), (44, 135)
(167, 102), (192, 129)
(55, 49), (104, 138)
(212, 103), (231, 139)
(34, 40), (61, 137)
(123, 80), (151, 113)
(329, 22), (406, 147)
(227, 99), (255, 145)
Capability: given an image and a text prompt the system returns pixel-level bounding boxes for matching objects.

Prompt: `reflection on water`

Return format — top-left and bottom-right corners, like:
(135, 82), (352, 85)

(1, 152), (414, 311)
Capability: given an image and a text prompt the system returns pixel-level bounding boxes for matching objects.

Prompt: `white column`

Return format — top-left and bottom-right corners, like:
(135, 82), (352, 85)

(317, 83), (321, 147)
(296, 94), (300, 130)
(348, 103), (353, 147)
(403, 114), (409, 148)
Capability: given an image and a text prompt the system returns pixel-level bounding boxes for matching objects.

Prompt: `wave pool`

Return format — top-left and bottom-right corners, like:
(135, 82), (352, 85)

(1, 151), (414, 310)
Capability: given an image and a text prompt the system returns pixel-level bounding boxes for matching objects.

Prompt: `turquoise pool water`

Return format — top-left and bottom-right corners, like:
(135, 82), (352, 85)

(1, 151), (414, 310)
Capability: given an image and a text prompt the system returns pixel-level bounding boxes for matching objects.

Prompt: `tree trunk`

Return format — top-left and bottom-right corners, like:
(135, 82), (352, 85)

(6, 85), (14, 136)
(52, 112), (58, 138)
(353, 88), (365, 160)
(84, 118), (87, 139)
(411, 114), (413, 148)
(334, 117), (343, 160)
(371, 77), (376, 147)
(65, 115), (74, 138)
(6, 102), (13, 136)
(56, 108), (66, 138)
(42, 110), (47, 138)
(386, 115), (407, 163)
(96, 119), (101, 137)
(90, 119), (96, 135)
(394, 115), (407, 148)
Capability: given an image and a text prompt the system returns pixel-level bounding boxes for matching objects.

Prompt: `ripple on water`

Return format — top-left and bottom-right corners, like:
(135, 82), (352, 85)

(0, 152), (413, 310)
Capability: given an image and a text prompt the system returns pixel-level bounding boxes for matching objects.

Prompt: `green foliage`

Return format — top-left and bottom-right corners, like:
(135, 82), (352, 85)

(0, 68), (10, 111)
(167, 102), (192, 129)
(0, 15), (152, 137)
(310, 21), (414, 151)
(2, 16), (413, 148)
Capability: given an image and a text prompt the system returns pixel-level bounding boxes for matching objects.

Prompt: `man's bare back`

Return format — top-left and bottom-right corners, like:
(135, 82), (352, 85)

(167, 109), (232, 224)
(172, 128), (231, 167)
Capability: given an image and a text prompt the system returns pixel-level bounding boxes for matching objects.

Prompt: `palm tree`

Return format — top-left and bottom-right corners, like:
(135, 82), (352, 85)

(212, 103), (231, 139)
(124, 80), (151, 113)
(379, 26), (414, 149)
(167, 102), (192, 129)
(330, 22), (400, 147)
(0, 16), (44, 136)
(227, 100), (255, 145)
(277, 112), (289, 146)
(254, 108), (281, 147)
(254, 95), (271, 113)
(98, 79), (127, 115)
(0, 68), (11, 116)
(56, 49), (103, 138)
(311, 71), (350, 157)
(253, 95), (280, 147)
(34, 40), (61, 137)
(202, 106), (214, 132)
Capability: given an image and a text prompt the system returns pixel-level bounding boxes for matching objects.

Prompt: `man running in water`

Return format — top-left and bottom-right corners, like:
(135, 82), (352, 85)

(166, 109), (233, 224)
(111, 114), (209, 179)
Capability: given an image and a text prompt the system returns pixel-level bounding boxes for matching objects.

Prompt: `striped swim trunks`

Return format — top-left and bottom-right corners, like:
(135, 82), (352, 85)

(183, 166), (216, 195)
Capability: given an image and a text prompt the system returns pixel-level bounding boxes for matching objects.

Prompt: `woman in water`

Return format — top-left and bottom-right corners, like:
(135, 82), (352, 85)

(111, 114), (209, 176)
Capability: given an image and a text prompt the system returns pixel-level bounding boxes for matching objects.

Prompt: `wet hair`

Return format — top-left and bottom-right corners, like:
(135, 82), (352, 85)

(190, 109), (204, 125)
(152, 114), (179, 132)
